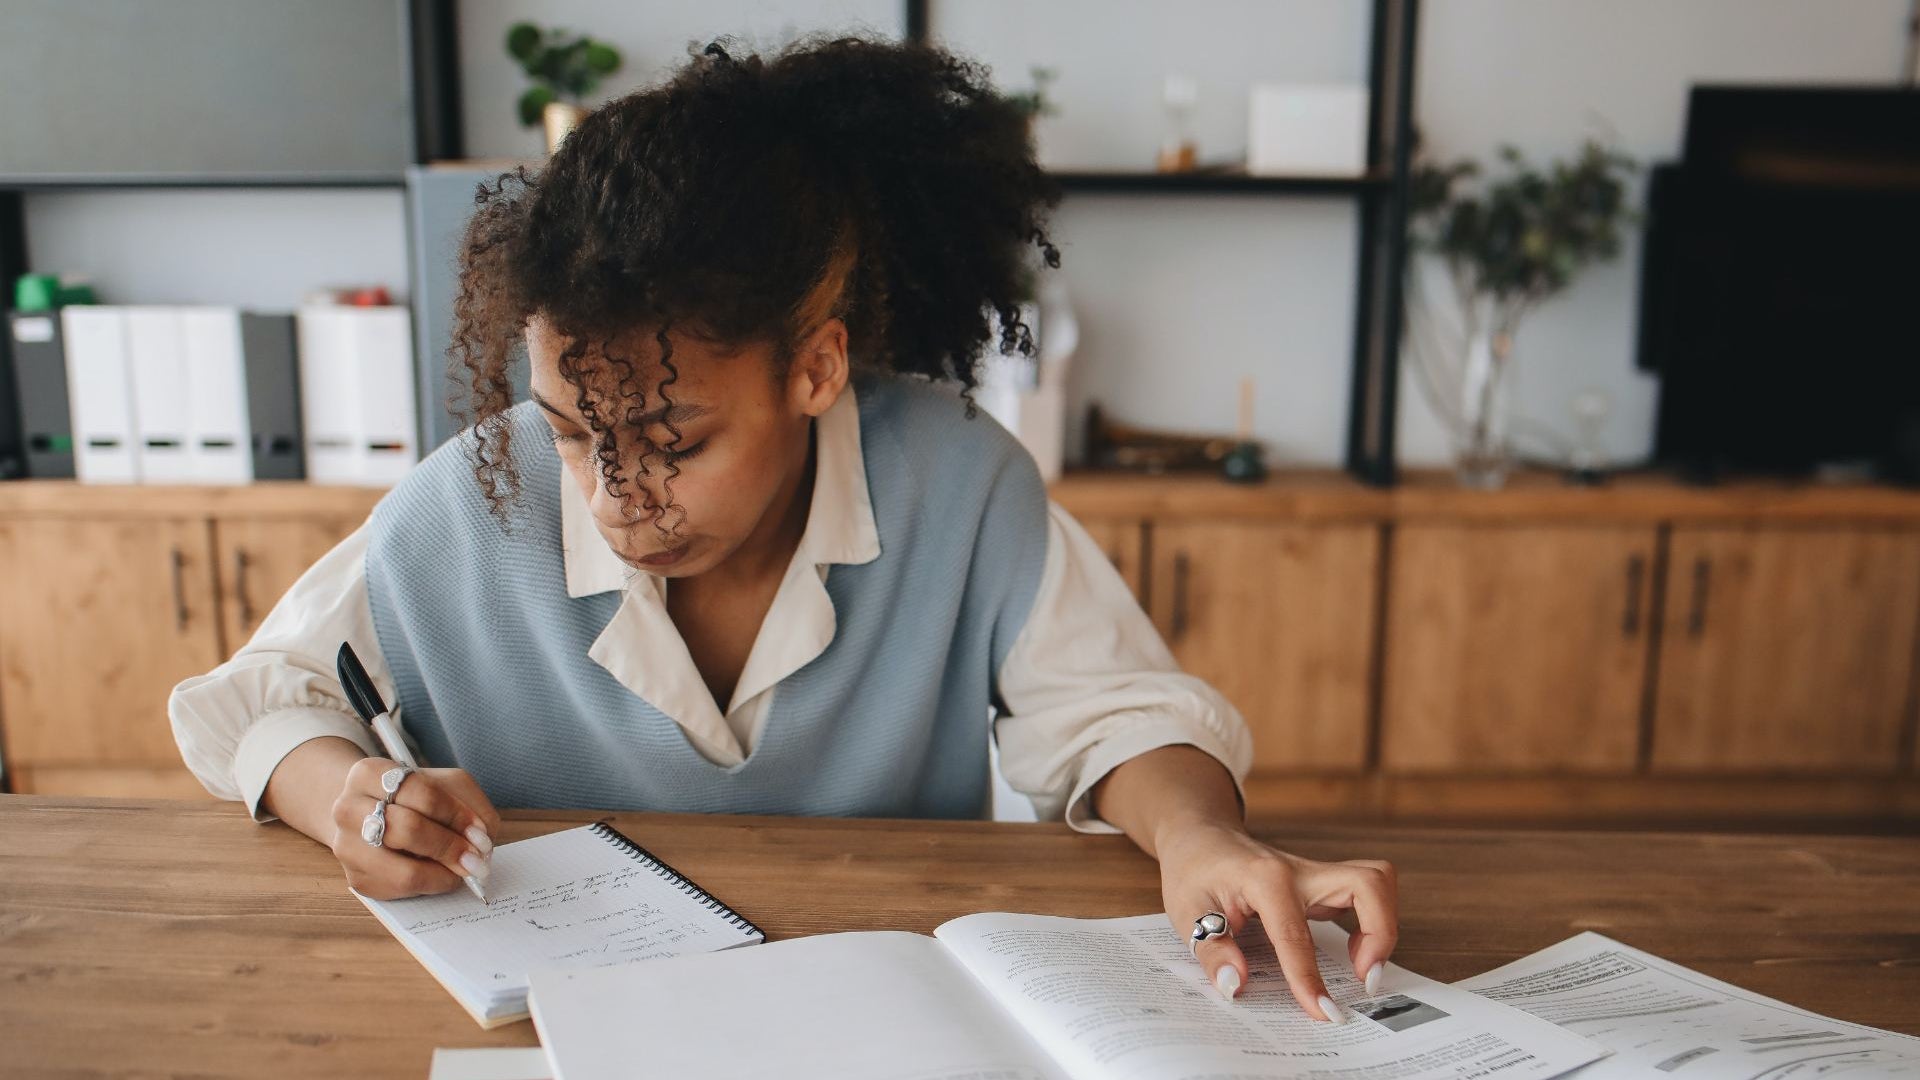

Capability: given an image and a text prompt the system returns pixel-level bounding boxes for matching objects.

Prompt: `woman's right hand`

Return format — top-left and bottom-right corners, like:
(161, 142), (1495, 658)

(327, 756), (503, 900)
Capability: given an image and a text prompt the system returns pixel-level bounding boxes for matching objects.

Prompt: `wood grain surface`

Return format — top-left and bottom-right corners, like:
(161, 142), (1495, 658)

(3, 796), (1916, 1078)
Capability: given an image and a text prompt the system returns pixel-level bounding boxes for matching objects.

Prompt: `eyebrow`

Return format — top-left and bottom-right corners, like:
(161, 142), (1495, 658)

(529, 389), (714, 428)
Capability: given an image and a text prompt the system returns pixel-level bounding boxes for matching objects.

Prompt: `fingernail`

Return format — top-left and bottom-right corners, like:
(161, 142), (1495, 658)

(460, 851), (489, 881)
(1318, 995), (1347, 1025)
(1214, 966), (1241, 1000)
(464, 825), (494, 857)
(1365, 962), (1384, 997)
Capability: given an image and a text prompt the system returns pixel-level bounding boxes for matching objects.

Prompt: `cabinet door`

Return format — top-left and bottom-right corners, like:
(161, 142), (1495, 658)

(1073, 517), (1146, 601)
(1149, 522), (1378, 770)
(1381, 524), (1657, 772)
(1652, 527), (1920, 772)
(214, 517), (363, 648)
(0, 518), (223, 768)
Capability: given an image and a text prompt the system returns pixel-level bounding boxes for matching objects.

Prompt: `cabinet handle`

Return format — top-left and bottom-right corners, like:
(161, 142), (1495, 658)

(1622, 554), (1646, 637)
(1686, 556), (1711, 637)
(169, 546), (189, 632)
(234, 548), (255, 628)
(1170, 551), (1191, 643)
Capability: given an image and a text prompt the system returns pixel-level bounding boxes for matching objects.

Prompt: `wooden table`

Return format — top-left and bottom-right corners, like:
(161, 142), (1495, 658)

(4, 797), (1917, 1078)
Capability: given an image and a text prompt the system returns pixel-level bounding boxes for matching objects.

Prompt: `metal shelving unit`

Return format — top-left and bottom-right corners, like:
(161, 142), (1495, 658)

(906, 0), (1421, 486)
(0, 0), (1418, 485)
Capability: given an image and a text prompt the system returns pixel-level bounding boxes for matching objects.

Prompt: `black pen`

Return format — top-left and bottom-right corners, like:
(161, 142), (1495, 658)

(337, 642), (489, 904)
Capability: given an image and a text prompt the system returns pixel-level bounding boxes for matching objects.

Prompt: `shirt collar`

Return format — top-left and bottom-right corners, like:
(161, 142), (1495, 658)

(560, 383), (879, 599)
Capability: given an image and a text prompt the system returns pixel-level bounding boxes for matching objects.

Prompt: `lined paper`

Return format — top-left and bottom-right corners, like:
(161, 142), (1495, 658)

(358, 824), (762, 1018)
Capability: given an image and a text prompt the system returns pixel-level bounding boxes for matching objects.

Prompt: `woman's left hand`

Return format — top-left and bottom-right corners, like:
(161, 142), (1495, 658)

(1156, 820), (1398, 1022)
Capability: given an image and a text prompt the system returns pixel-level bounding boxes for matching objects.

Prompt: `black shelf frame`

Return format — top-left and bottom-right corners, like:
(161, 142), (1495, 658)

(906, 0), (1419, 486)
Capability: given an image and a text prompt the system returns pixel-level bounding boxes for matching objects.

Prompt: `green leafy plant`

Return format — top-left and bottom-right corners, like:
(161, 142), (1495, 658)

(1410, 140), (1637, 320)
(506, 22), (624, 127)
(1004, 66), (1059, 120)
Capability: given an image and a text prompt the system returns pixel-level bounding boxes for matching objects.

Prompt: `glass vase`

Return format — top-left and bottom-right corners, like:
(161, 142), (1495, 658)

(1455, 328), (1515, 489)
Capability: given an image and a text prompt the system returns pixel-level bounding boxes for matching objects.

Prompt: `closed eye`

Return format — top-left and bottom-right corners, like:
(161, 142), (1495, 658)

(661, 440), (708, 463)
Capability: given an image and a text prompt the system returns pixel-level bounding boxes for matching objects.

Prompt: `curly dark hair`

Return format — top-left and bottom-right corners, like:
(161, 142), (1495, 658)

(449, 33), (1062, 529)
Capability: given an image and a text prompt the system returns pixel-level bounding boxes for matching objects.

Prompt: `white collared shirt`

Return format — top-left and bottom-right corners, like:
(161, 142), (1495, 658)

(168, 389), (1252, 834)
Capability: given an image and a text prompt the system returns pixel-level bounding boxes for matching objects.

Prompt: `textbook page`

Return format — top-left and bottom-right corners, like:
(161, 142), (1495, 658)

(1457, 932), (1920, 1078)
(933, 912), (1607, 1080)
(527, 930), (1073, 1080)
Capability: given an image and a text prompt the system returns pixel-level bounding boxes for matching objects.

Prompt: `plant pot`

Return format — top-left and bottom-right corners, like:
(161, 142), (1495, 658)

(543, 101), (590, 155)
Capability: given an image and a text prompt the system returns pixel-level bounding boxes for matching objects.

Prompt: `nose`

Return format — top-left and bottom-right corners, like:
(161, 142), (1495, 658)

(582, 458), (666, 528)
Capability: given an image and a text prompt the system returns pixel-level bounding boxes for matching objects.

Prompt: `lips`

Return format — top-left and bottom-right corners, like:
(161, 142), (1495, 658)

(630, 544), (689, 568)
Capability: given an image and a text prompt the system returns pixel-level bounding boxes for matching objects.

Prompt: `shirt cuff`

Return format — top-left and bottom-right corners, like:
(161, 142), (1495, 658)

(233, 707), (379, 824)
(1061, 720), (1251, 836)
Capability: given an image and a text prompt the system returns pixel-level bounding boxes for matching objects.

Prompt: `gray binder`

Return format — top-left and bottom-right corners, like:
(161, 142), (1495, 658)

(240, 312), (305, 481)
(7, 309), (74, 478)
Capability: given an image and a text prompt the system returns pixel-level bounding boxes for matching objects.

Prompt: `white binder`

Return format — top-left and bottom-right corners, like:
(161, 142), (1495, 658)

(178, 307), (253, 484)
(296, 304), (418, 485)
(125, 306), (195, 482)
(60, 306), (140, 483)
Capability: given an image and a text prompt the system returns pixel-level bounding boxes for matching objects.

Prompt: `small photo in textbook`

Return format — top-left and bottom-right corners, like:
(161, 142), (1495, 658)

(354, 822), (763, 1028)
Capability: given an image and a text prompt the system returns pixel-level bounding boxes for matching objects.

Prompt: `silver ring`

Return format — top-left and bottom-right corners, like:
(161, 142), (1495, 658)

(361, 800), (387, 848)
(379, 764), (414, 806)
(1190, 911), (1231, 954)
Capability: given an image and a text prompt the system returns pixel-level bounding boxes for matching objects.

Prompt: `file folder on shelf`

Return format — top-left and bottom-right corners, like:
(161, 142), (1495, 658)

(297, 304), (418, 485)
(61, 306), (139, 483)
(8, 310), (76, 478)
(126, 306), (195, 482)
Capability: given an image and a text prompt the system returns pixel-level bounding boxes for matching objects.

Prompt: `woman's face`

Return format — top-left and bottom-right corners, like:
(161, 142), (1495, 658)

(525, 313), (847, 579)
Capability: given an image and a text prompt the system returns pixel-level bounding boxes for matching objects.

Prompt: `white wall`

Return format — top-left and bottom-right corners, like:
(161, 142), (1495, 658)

(460, 1), (1910, 467)
(456, 0), (902, 160)
(24, 189), (409, 309)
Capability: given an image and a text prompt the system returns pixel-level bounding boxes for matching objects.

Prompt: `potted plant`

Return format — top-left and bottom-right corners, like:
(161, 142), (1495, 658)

(506, 22), (624, 154)
(1003, 66), (1059, 143)
(1406, 140), (1636, 488)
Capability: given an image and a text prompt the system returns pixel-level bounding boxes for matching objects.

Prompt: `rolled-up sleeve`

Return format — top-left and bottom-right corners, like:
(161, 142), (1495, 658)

(168, 522), (388, 822)
(993, 502), (1254, 835)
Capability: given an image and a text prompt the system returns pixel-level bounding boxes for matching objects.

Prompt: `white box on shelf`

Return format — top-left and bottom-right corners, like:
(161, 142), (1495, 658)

(1247, 84), (1368, 177)
(297, 304), (418, 485)
(60, 306), (140, 484)
(124, 306), (196, 483)
(178, 307), (254, 484)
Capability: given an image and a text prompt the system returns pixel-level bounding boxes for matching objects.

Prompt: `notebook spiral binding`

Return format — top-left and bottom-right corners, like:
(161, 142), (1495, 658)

(588, 821), (763, 937)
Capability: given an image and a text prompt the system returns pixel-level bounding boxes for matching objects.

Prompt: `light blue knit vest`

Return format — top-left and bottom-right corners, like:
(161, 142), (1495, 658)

(363, 375), (1049, 820)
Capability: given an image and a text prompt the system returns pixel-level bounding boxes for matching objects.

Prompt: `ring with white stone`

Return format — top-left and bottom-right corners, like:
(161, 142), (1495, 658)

(379, 764), (414, 806)
(1190, 911), (1231, 954)
(361, 800), (387, 847)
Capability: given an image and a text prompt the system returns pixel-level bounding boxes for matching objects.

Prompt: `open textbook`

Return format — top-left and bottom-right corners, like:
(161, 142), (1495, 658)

(1458, 932), (1920, 1078)
(526, 912), (1606, 1080)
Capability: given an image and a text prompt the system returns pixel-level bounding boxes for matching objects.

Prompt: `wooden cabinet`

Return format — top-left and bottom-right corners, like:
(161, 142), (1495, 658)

(1381, 524), (1658, 772)
(1147, 521), (1378, 770)
(0, 483), (379, 797)
(213, 517), (361, 647)
(0, 518), (224, 790)
(1072, 517), (1146, 600)
(1652, 527), (1920, 772)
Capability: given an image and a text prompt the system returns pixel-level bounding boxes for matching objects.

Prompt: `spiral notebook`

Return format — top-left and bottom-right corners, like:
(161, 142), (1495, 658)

(354, 822), (763, 1028)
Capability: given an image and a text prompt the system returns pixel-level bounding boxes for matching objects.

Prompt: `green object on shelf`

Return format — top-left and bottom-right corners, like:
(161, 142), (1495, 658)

(1221, 441), (1267, 484)
(13, 274), (96, 312)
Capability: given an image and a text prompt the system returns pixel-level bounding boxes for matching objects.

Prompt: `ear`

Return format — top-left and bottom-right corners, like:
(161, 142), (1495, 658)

(785, 318), (850, 419)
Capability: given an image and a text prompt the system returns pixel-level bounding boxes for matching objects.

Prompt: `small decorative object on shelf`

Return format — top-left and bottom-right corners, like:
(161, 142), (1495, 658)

(506, 21), (624, 155)
(1405, 140), (1637, 489)
(1003, 65), (1058, 143)
(1565, 387), (1613, 485)
(1222, 377), (1267, 484)
(1156, 75), (1199, 173)
(1083, 404), (1237, 474)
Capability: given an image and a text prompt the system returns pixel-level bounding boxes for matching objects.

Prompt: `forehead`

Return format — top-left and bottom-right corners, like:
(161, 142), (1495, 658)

(524, 313), (772, 413)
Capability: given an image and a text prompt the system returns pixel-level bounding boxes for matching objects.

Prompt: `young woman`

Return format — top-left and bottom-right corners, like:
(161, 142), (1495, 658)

(169, 35), (1396, 1022)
